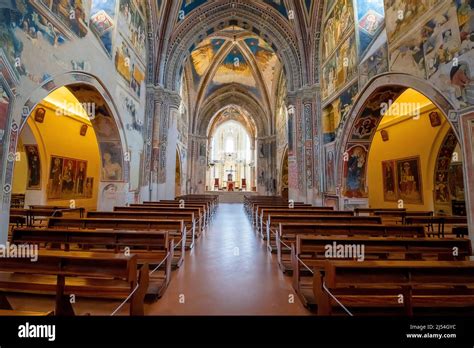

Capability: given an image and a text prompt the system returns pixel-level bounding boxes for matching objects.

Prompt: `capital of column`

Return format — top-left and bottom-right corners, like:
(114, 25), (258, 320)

(152, 85), (182, 108)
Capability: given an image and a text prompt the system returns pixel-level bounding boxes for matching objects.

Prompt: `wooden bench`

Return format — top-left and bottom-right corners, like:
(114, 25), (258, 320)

(276, 223), (426, 272)
(135, 202), (209, 231)
(265, 214), (382, 252)
(258, 207), (341, 236)
(405, 216), (468, 238)
(0, 310), (54, 316)
(47, 218), (186, 268)
(87, 210), (197, 250)
(313, 260), (474, 316)
(11, 227), (173, 299)
(0, 250), (148, 316)
(10, 208), (63, 227)
(354, 208), (406, 216)
(291, 235), (472, 308)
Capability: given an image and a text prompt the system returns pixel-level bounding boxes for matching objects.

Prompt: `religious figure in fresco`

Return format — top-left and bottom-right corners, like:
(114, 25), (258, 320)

(344, 146), (367, 198)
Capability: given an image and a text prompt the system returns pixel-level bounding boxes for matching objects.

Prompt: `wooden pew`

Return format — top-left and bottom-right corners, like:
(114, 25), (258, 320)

(0, 310), (54, 316)
(47, 218), (186, 268)
(252, 204), (317, 230)
(405, 216), (468, 238)
(265, 214), (381, 252)
(135, 203), (209, 232)
(374, 210), (433, 225)
(10, 208), (63, 227)
(11, 227), (173, 299)
(276, 223), (426, 272)
(87, 210), (197, 250)
(0, 250), (148, 316)
(260, 208), (353, 237)
(354, 208), (406, 216)
(258, 206), (339, 236)
(121, 205), (205, 237)
(291, 235), (473, 308)
(313, 260), (474, 316)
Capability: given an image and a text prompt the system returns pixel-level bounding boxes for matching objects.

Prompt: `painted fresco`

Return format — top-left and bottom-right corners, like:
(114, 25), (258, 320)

(322, 34), (357, 100)
(263, 0), (288, 18)
(321, 0), (355, 61)
(429, 1), (474, 109)
(434, 129), (459, 206)
(384, 0), (443, 44)
(396, 156), (423, 204)
(114, 34), (145, 98)
(359, 42), (389, 87)
(100, 142), (123, 181)
(343, 144), (368, 198)
(324, 144), (336, 193)
(356, 0), (385, 56)
(390, 32), (426, 78)
(244, 37), (279, 94)
(381, 160), (397, 201)
(322, 82), (358, 143)
(90, 0), (117, 55)
(0, 84), (9, 171)
(41, 0), (90, 37)
(25, 144), (41, 190)
(212, 47), (256, 87)
(118, 0), (146, 60)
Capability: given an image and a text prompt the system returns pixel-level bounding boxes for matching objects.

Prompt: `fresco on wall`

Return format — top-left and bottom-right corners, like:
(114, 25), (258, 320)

(382, 160), (397, 201)
(0, 84), (9, 169)
(100, 142), (123, 181)
(385, 0), (443, 44)
(428, 1), (474, 109)
(47, 155), (88, 199)
(356, 0), (385, 56)
(390, 32), (426, 78)
(322, 82), (359, 143)
(90, 0), (117, 55)
(117, 0), (146, 60)
(25, 144), (41, 190)
(322, 34), (357, 100)
(321, 0), (355, 61)
(434, 129), (459, 206)
(114, 34), (145, 98)
(41, 0), (90, 37)
(396, 156), (423, 204)
(343, 144), (368, 198)
(359, 42), (389, 87)
(324, 144), (336, 193)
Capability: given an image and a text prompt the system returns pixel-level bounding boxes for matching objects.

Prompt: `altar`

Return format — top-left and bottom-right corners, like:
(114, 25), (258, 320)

(226, 181), (235, 191)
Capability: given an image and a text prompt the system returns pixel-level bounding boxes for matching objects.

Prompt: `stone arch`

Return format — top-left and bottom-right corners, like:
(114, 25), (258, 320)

(10, 72), (129, 210)
(335, 73), (457, 200)
(159, 1), (305, 93)
(196, 86), (269, 137)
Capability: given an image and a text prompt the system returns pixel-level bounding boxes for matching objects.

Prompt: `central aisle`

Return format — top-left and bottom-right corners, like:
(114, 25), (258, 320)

(147, 203), (309, 315)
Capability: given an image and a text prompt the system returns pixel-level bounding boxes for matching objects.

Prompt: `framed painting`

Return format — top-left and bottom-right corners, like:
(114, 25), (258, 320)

(48, 156), (63, 199)
(396, 156), (423, 204)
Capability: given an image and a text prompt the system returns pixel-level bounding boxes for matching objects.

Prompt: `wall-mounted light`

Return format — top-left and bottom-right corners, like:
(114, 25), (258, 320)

(381, 129), (389, 142)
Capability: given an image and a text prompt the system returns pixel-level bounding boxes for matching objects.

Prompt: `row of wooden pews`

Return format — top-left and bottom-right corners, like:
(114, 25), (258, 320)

(245, 195), (474, 316)
(2, 194), (218, 316)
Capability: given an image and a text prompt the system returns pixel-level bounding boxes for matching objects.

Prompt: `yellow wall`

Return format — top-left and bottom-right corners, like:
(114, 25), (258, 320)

(12, 138), (28, 193)
(367, 105), (450, 211)
(13, 99), (100, 210)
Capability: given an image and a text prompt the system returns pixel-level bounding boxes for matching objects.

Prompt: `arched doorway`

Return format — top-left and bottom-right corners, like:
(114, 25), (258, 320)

(337, 74), (464, 214)
(7, 77), (127, 214)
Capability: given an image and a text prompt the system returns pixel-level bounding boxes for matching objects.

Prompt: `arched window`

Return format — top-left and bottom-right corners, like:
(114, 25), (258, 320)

(225, 136), (234, 153)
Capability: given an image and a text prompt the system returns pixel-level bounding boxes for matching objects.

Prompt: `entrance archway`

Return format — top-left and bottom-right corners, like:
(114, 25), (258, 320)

(336, 74), (463, 214)
(4, 72), (128, 220)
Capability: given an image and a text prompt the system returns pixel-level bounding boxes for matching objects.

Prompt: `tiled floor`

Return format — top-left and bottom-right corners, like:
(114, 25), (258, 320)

(8, 203), (309, 316)
(146, 203), (309, 315)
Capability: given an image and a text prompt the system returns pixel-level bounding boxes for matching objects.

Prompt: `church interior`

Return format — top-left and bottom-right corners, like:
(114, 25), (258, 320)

(1, 0), (474, 327)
